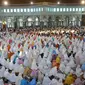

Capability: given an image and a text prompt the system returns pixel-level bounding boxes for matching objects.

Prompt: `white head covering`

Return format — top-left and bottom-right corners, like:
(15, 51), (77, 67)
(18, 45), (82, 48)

(9, 62), (14, 70)
(67, 57), (75, 68)
(9, 71), (16, 82)
(59, 62), (65, 72)
(65, 66), (71, 74)
(0, 79), (4, 85)
(19, 65), (24, 74)
(49, 79), (58, 85)
(23, 57), (29, 67)
(31, 58), (38, 70)
(13, 63), (20, 72)
(0, 66), (5, 77)
(4, 69), (10, 79)
(42, 76), (51, 85)
(49, 67), (57, 76)
(75, 65), (83, 77)
(15, 73), (22, 85)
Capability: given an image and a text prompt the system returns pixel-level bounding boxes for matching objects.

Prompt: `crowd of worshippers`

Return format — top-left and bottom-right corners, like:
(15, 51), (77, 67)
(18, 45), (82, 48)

(0, 28), (85, 85)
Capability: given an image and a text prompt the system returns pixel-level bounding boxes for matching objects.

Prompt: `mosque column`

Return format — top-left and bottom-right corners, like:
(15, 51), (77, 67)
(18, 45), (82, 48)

(0, 16), (2, 28)
(63, 16), (65, 26)
(23, 16), (25, 28)
(54, 16), (56, 28)
(14, 16), (18, 29)
(70, 16), (73, 26)
(39, 16), (42, 29)
(40, 16), (44, 29)
(65, 16), (69, 26)
(76, 16), (79, 26)
(61, 15), (64, 26)
(48, 16), (52, 28)
(56, 16), (59, 27)
(38, 16), (40, 28)
(25, 16), (28, 28)
(32, 16), (34, 29)
(34, 16), (40, 28)
(52, 15), (55, 28)
(79, 15), (82, 26)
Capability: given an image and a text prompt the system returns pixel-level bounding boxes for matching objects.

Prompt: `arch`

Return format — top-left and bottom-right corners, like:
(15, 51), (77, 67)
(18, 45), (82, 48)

(26, 17), (33, 27)
(17, 17), (24, 28)
(7, 17), (14, 28)
(34, 16), (40, 26)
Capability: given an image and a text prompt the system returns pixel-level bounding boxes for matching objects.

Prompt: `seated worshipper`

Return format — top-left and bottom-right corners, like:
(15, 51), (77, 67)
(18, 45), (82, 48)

(31, 58), (38, 78)
(0, 66), (5, 78)
(29, 78), (37, 85)
(8, 61), (14, 70)
(42, 75), (51, 85)
(8, 71), (16, 83)
(64, 73), (75, 85)
(11, 51), (20, 64)
(75, 65), (83, 77)
(20, 75), (29, 85)
(7, 51), (14, 61)
(15, 73), (23, 85)
(0, 79), (4, 85)
(23, 67), (32, 77)
(4, 69), (10, 80)
(73, 77), (83, 85)
(38, 70), (44, 84)
(81, 63), (85, 71)
(7, 44), (14, 60)
(3, 77), (9, 85)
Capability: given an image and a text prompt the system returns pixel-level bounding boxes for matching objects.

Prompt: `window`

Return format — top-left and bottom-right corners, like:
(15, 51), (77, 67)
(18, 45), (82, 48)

(28, 18), (32, 21)
(21, 9), (23, 12)
(54, 8), (56, 12)
(24, 9), (26, 12)
(7, 9), (9, 12)
(17, 9), (20, 12)
(35, 17), (38, 21)
(31, 8), (33, 12)
(57, 8), (59, 12)
(47, 8), (50, 11)
(10, 9), (13, 12)
(27, 8), (30, 12)
(60, 8), (62, 12)
(76, 8), (78, 11)
(79, 8), (81, 11)
(41, 8), (43, 11)
(4, 9), (6, 12)
(14, 9), (16, 12)
(82, 8), (84, 11)
(63, 8), (65, 11)
(73, 8), (75, 11)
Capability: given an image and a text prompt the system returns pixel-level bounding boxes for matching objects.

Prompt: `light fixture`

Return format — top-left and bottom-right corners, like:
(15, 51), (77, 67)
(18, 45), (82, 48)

(30, 1), (33, 5)
(81, 0), (85, 4)
(57, 1), (60, 4)
(3, 1), (8, 6)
